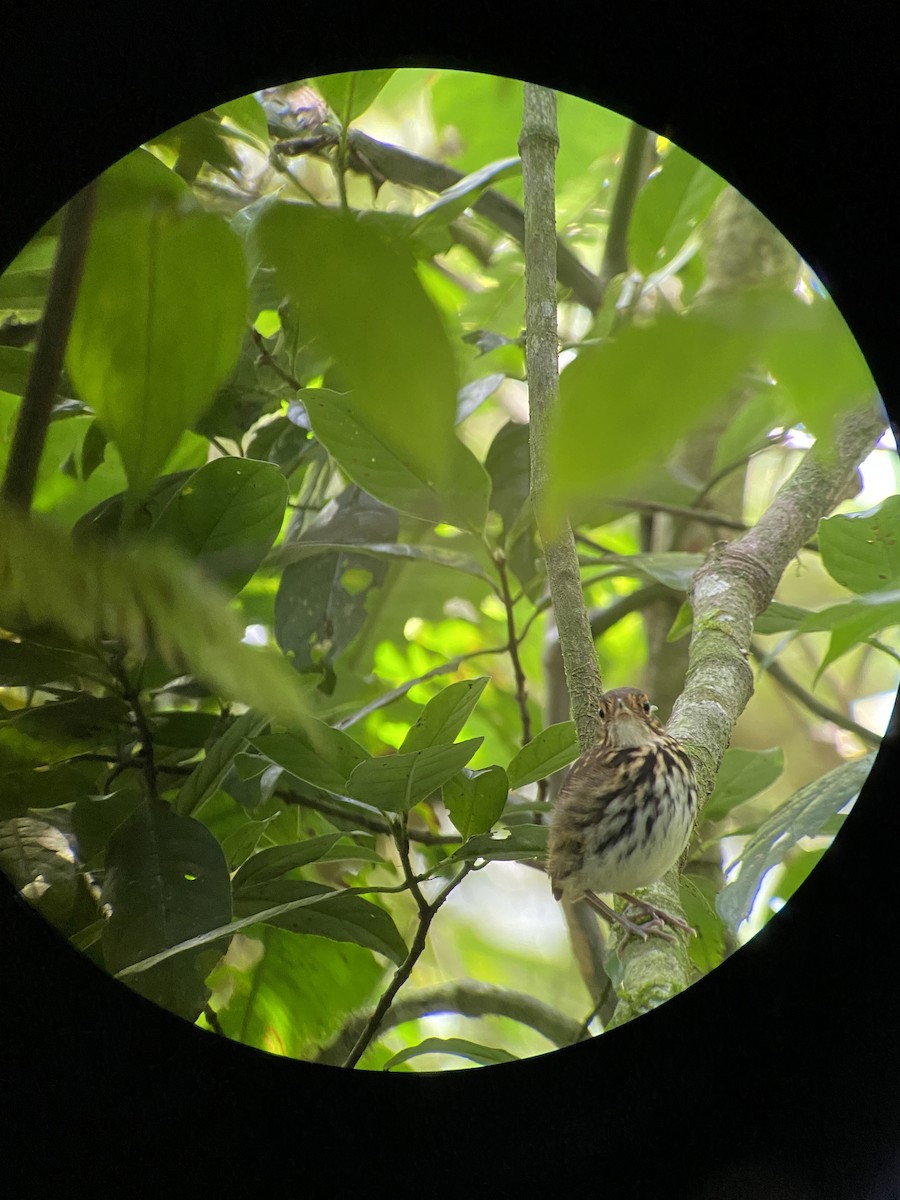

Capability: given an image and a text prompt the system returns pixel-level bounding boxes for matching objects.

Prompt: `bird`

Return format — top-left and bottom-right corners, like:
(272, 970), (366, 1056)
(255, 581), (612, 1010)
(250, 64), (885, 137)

(547, 686), (699, 943)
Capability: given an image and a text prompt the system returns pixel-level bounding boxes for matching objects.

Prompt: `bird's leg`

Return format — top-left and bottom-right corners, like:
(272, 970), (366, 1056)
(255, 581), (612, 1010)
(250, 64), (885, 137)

(582, 890), (678, 944)
(619, 891), (696, 937)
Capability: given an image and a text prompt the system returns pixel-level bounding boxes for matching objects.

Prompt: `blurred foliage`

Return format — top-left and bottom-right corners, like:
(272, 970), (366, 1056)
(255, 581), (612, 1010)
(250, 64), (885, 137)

(0, 68), (894, 1072)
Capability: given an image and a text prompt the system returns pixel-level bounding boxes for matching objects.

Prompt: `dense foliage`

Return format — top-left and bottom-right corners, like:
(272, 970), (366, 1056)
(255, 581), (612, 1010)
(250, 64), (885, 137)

(0, 69), (895, 1070)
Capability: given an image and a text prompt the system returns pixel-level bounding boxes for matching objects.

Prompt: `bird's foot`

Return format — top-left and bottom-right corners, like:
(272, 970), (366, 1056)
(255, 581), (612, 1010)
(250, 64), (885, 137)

(582, 890), (679, 944)
(620, 891), (696, 937)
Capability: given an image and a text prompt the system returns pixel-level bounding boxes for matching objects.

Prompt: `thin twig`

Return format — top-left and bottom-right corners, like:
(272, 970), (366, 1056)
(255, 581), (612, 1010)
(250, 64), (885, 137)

(599, 123), (653, 290)
(1, 181), (98, 510)
(749, 641), (881, 748)
(273, 788), (462, 847)
(342, 862), (474, 1068)
(493, 550), (532, 745)
(109, 654), (159, 801)
(251, 327), (302, 391)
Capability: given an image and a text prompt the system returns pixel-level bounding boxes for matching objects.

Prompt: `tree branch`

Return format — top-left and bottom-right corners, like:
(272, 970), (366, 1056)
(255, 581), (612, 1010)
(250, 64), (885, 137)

(521, 84), (603, 754)
(599, 122), (653, 290)
(315, 979), (587, 1064)
(1, 181), (97, 510)
(341, 862), (473, 1069)
(608, 402), (887, 1025)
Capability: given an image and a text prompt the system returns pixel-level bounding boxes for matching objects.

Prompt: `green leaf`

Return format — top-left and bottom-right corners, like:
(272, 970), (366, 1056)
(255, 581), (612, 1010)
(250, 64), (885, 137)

(547, 310), (760, 525)
(456, 373), (506, 423)
(66, 177), (247, 500)
(276, 539), (491, 583)
(754, 601), (811, 634)
(234, 879), (407, 964)
(485, 420), (530, 540)
(0, 504), (313, 733)
(383, 1036), (519, 1070)
(215, 94), (270, 147)
(346, 739), (483, 813)
(717, 752), (876, 931)
(0, 346), (33, 396)
(798, 592), (900, 677)
(703, 747), (784, 822)
(302, 387), (490, 532)
(630, 144), (726, 275)
(151, 457), (287, 596)
(0, 638), (103, 687)
(0, 762), (103, 819)
(416, 157), (521, 228)
(314, 69), (396, 126)
(625, 551), (705, 590)
(253, 723), (370, 795)
(818, 495), (900, 593)
(232, 834), (368, 890)
(451, 823), (549, 863)
(275, 486), (399, 687)
(0, 816), (82, 929)
(253, 202), (489, 531)
(210, 926), (382, 1060)
(401, 677), (489, 751)
(443, 764), (509, 840)
(507, 722), (579, 790)
(101, 799), (233, 1021)
(713, 383), (792, 473)
(680, 873), (728, 975)
(176, 710), (269, 817)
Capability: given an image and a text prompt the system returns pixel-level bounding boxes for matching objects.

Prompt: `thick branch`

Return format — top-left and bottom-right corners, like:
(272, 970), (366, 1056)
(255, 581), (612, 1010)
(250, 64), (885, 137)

(609, 403), (886, 1022)
(315, 980), (586, 1064)
(521, 84), (603, 752)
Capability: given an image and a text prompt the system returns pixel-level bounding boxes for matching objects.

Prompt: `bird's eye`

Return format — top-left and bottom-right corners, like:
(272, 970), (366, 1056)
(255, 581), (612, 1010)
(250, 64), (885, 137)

(642, 700), (652, 713)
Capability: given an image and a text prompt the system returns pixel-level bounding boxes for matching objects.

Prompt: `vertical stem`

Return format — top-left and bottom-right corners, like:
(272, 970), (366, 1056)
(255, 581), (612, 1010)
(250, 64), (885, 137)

(1, 180), (98, 511)
(493, 549), (533, 746)
(520, 84), (603, 753)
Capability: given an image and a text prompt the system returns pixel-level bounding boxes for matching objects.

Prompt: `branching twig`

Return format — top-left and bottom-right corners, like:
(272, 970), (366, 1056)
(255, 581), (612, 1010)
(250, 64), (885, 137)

(1, 181), (97, 510)
(749, 640), (881, 748)
(341, 860), (474, 1069)
(251, 327), (302, 391)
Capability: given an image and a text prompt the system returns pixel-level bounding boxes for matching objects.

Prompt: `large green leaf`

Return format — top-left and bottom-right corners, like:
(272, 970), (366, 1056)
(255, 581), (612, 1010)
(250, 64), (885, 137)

(101, 799), (233, 1021)
(630, 144), (726, 275)
(176, 711), (269, 818)
(818, 495), (900, 594)
(253, 203), (489, 531)
(314, 70), (396, 126)
(152, 457), (287, 596)
(209, 925), (383, 1060)
(253, 722), (370, 795)
(703, 747), (785, 822)
(0, 503), (312, 732)
(66, 161), (247, 500)
(234, 879), (407, 964)
(506, 723), (579, 790)
(451, 823), (549, 863)
(346, 739), (483, 813)
(717, 752), (877, 931)
(485, 420), (531, 541)
(400, 677), (489, 752)
(231, 834), (343, 891)
(443, 765), (509, 840)
(302, 387), (490, 532)
(274, 486), (398, 687)
(548, 310), (751, 524)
